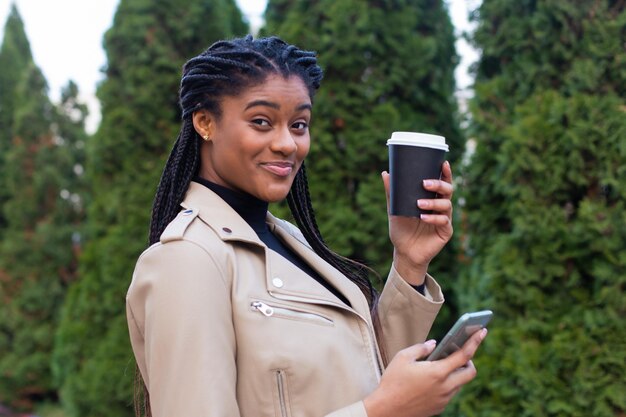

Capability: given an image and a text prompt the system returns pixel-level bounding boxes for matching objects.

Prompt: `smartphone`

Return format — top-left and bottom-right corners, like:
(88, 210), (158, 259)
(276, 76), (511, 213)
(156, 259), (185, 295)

(426, 310), (493, 361)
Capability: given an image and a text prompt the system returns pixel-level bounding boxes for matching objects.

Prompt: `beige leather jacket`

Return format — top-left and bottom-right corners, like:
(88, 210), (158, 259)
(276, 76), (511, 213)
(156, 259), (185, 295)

(126, 181), (444, 417)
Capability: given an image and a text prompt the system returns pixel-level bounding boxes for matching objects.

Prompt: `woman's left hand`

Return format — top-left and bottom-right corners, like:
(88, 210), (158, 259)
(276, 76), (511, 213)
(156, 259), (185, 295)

(381, 161), (454, 285)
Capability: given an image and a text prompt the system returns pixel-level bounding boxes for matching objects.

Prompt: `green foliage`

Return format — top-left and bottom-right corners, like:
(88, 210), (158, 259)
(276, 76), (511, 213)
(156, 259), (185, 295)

(0, 5), (33, 232)
(34, 402), (70, 417)
(0, 4), (32, 145)
(453, 1), (626, 415)
(51, 1), (247, 416)
(0, 56), (87, 411)
(263, 0), (464, 332)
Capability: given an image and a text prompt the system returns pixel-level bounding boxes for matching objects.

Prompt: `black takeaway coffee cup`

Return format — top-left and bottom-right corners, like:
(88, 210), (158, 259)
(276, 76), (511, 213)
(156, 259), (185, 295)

(387, 131), (449, 217)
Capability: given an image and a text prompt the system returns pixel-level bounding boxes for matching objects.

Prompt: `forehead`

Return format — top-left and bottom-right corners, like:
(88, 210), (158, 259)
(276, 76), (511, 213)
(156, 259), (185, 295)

(229, 74), (311, 108)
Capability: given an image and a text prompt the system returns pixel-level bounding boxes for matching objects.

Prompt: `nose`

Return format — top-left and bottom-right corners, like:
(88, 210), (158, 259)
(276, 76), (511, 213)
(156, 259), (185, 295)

(270, 125), (297, 155)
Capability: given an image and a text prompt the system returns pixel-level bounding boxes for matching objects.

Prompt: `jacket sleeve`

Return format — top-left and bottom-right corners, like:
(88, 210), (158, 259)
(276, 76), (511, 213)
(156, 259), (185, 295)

(126, 240), (240, 417)
(325, 401), (368, 417)
(377, 264), (444, 360)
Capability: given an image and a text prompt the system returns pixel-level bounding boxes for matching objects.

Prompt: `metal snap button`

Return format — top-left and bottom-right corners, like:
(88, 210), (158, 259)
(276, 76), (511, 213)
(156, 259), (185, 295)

(272, 277), (284, 288)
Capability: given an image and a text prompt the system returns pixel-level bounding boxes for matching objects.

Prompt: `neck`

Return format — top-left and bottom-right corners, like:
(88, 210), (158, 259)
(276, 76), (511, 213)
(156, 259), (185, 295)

(193, 176), (269, 234)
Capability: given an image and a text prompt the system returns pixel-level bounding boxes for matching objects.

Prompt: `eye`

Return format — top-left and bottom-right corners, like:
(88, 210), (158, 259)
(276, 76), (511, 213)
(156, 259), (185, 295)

(291, 121), (308, 131)
(251, 118), (270, 127)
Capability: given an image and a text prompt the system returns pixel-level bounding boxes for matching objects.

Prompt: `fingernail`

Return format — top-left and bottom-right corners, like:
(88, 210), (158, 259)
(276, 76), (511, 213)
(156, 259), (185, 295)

(426, 339), (437, 347)
(480, 328), (488, 340)
(420, 214), (429, 220)
(417, 199), (429, 208)
(423, 180), (434, 187)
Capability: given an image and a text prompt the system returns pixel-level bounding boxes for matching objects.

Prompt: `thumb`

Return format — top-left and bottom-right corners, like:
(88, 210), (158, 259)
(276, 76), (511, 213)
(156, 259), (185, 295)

(381, 171), (391, 213)
(399, 339), (437, 361)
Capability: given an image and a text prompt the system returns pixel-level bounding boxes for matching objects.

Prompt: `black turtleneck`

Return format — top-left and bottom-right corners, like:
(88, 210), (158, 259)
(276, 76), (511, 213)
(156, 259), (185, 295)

(193, 177), (351, 306)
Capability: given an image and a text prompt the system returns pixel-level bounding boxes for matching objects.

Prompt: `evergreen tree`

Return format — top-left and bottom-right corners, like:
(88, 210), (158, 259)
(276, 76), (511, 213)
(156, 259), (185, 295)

(0, 4), (32, 231)
(454, 1), (626, 416)
(52, 1), (247, 416)
(0, 62), (87, 410)
(263, 0), (463, 331)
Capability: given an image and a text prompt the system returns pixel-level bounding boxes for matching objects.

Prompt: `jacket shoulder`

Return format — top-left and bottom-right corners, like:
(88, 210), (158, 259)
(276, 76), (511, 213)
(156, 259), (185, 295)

(131, 209), (231, 293)
(160, 208), (199, 243)
(158, 207), (229, 255)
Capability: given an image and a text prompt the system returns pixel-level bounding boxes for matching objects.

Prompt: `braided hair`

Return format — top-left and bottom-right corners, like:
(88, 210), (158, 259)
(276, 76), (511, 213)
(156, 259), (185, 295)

(139, 35), (385, 417)
(149, 35), (378, 307)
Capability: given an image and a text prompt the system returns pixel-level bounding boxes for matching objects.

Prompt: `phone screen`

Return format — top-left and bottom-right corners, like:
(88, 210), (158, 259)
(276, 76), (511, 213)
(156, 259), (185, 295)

(426, 310), (493, 361)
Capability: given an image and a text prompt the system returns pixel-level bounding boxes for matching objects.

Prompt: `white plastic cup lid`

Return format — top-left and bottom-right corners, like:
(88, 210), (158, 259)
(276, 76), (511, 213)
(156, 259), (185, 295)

(386, 131), (449, 152)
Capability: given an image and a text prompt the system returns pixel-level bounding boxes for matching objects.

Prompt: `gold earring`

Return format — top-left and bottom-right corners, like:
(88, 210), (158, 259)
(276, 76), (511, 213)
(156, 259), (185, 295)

(202, 134), (210, 141)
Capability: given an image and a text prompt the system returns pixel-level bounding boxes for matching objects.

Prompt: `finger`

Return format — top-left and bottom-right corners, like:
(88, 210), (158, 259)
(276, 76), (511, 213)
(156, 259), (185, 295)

(418, 199), (453, 214)
(423, 179), (453, 198)
(381, 171), (391, 213)
(397, 339), (437, 362)
(441, 161), (453, 184)
(446, 360), (477, 389)
(442, 328), (487, 372)
(418, 214), (452, 226)
(440, 385), (462, 404)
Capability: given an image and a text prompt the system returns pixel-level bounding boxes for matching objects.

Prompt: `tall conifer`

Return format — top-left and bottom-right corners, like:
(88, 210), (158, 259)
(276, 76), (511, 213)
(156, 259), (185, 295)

(0, 4), (32, 231)
(53, 1), (247, 415)
(454, 1), (625, 416)
(263, 0), (463, 329)
(0, 65), (87, 411)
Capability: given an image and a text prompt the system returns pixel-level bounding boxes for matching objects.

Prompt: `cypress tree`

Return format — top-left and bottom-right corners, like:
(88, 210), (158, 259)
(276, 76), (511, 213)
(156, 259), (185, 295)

(263, 0), (463, 330)
(52, 1), (247, 416)
(454, 1), (626, 416)
(0, 63), (87, 410)
(0, 4), (32, 231)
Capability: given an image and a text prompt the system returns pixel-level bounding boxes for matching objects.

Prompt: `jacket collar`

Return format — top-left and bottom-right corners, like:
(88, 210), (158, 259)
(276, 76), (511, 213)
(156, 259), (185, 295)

(181, 181), (265, 246)
(180, 181), (370, 316)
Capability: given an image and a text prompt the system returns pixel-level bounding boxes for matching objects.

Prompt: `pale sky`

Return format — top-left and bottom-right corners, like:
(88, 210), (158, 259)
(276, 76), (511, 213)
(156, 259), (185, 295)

(0, 0), (479, 133)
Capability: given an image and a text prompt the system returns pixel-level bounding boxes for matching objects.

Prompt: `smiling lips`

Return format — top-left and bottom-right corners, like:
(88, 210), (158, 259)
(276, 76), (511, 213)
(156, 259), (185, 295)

(260, 161), (294, 177)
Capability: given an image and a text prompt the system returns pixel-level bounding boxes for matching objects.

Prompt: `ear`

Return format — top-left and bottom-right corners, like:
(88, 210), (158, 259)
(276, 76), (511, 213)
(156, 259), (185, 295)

(192, 109), (215, 141)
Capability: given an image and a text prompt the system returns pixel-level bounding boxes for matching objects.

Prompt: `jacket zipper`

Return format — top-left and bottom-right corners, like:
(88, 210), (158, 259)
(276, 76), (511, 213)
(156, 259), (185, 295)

(276, 370), (288, 417)
(265, 293), (383, 378)
(250, 301), (333, 326)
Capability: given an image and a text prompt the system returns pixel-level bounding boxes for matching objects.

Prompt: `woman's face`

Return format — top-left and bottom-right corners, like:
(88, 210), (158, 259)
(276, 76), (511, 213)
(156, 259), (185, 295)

(195, 74), (312, 202)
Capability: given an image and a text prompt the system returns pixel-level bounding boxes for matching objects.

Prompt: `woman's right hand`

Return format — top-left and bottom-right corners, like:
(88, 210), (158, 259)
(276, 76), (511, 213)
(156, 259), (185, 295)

(363, 328), (487, 417)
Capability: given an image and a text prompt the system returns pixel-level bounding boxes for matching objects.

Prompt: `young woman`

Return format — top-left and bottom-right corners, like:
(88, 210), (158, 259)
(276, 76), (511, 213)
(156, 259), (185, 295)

(126, 35), (487, 417)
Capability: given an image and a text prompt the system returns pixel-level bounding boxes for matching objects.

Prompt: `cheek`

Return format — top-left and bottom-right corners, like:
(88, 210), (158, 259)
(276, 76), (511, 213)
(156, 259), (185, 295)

(297, 136), (311, 160)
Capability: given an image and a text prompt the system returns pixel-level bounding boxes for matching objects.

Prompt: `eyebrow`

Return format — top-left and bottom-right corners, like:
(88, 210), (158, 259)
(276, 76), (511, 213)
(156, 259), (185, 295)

(245, 100), (312, 112)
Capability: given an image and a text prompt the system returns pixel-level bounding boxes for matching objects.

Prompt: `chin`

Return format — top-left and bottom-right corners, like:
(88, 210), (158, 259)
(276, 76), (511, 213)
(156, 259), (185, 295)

(263, 191), (291, 203)
(259, 184), (293, 203)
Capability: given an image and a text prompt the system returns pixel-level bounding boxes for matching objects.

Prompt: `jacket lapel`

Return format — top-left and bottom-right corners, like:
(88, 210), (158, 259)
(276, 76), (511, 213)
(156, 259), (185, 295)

(181, 182), (370, 318)
(267, 216), (371, 318)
